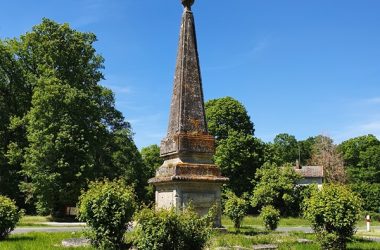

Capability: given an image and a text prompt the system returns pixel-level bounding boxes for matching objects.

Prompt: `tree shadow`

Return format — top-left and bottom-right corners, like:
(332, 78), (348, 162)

(4, 235), (36, 242)
(230, 226), (271, 236)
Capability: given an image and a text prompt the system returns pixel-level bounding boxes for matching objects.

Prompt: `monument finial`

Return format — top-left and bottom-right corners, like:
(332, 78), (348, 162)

(181, 0), (195, 9)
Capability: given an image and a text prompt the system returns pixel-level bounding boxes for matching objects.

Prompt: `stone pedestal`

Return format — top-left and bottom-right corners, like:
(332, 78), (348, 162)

(154, 181), (223, 227)
(150, 155), (228, 227)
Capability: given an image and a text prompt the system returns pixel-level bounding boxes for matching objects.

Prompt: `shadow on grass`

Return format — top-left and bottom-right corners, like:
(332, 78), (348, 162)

(229, 226), (271, 236)
(4, 236), (36, 242)
(350, 237), (374, 243)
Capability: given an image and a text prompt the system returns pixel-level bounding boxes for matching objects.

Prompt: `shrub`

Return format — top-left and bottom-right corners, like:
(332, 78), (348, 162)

(223, 191), (248, 231)
(303, 184), (362, 250)
(251, 162), (300, 216)
(133, 207), (212, 250)
(260, 205), (280, 231)
(0, 195), (23, 240)
(77, 179), (136, 249)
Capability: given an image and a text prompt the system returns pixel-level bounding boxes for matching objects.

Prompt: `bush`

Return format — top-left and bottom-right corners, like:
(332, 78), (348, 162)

(303, 184), (362, 250)
(0, 195), (23, 240)
(133, 207), (212, 250)
(223, 191), (248, 231)
(251, 162), (300, 216)
(77, 179), (137, 249)
(260, 205), (280, 231)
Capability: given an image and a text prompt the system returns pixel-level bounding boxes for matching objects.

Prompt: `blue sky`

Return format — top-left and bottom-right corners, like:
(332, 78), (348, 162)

(1, 0), (379, 148)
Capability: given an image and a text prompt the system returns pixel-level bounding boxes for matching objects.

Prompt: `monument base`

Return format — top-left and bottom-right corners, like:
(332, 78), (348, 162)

(149, 159), (228, 227)
(154, 181), (223, 227)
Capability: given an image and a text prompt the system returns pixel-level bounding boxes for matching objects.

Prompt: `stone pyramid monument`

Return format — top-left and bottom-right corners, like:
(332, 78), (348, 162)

(149, 0), (228, 227)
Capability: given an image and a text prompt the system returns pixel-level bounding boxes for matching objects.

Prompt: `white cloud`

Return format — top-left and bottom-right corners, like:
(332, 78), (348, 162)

(360, 121), (380, 131)
(333, 120), (380, 143)
(367, 97), (380, 104)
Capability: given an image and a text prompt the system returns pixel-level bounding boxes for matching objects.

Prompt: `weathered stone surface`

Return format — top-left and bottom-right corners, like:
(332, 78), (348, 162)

(154, 181), (223, 227)
(149, 0), (228, 228)
(296, 238), (313, 243)
(160, 1), (211, 158)
(252, 244), (278, 250)
(61, 238), (90, 248)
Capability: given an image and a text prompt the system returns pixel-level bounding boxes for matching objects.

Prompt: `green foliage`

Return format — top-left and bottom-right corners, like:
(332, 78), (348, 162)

(77, 179), (136, 250)
(109, 129), (148, 202)
(350, 182), (380, 212)
(215, 130), (265, 195)
(223, 191), (248, 230)
(0, 195), (23, 240)
(0, 41), (30, 208)
(251, 162), (300, 215)
(133, 207), (212, 250)
(141, 144), (163, 173)
(265, 134), (315, 166)
(0, 18), (146, 215)
(271, 133), (299, 166)
(140, 144), (163, 201)
(260, 205), (280, 231)
(205, 96), (254, 140)
(338, 134), (380, 183)
(291, 184), (319, 216)
(303, 184), (362, 250)
(205, 97), (264, 196)
(298, 136), (316, 165)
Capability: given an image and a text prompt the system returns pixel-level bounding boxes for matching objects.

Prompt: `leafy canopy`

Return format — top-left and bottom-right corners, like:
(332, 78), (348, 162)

(0, 18), (145, 215)
(214, 130), (265, 196)
(205, 96), (254, 140)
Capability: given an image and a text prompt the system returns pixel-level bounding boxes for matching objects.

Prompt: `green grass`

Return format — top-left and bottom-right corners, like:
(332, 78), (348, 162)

(222, 215), (380, 228)
(357, 229), (380, 237)
(222, 215), (310, 228)
(1, 229), (379, 250)
(17, 215), (52, 227)
(208, 229), (380, 250)
(0, 232), (94, 250)
(17, 215), (83, 227)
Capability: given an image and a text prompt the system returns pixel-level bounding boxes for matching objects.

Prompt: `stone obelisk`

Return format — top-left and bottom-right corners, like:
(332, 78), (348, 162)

(149, 0), (228, 227)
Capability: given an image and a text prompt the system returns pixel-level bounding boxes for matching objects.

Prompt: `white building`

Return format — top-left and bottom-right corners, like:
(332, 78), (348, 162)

(294, 164), (324, 189)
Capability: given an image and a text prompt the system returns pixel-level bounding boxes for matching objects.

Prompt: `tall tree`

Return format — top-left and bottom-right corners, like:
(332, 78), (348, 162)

(0, 19), (144, 215)
(214, 130), (265, 196)
(205, 97), (262, 195)
(338, 134), (380, 183)
(309, 135), (347, 184)
(298, 136), (316, 165)
(0, 41), (32, 207)
(205, 97), (254, 141)
(270, 133), (299, 166)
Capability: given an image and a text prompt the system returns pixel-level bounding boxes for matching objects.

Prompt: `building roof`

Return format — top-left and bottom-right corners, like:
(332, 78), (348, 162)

(294, 166), (324, 178)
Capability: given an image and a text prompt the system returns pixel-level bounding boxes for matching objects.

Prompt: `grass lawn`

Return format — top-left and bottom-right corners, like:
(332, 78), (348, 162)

(222, 215), (311, 228)
(208, 229), (380, 250)
(222, 215), (380, 228)
(6, 215), (378, 249)
(1, 228), (379, 249)
(17, 215), (82, 227)
(0, 232), (94, 250)
(17, 215), (52, 227)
